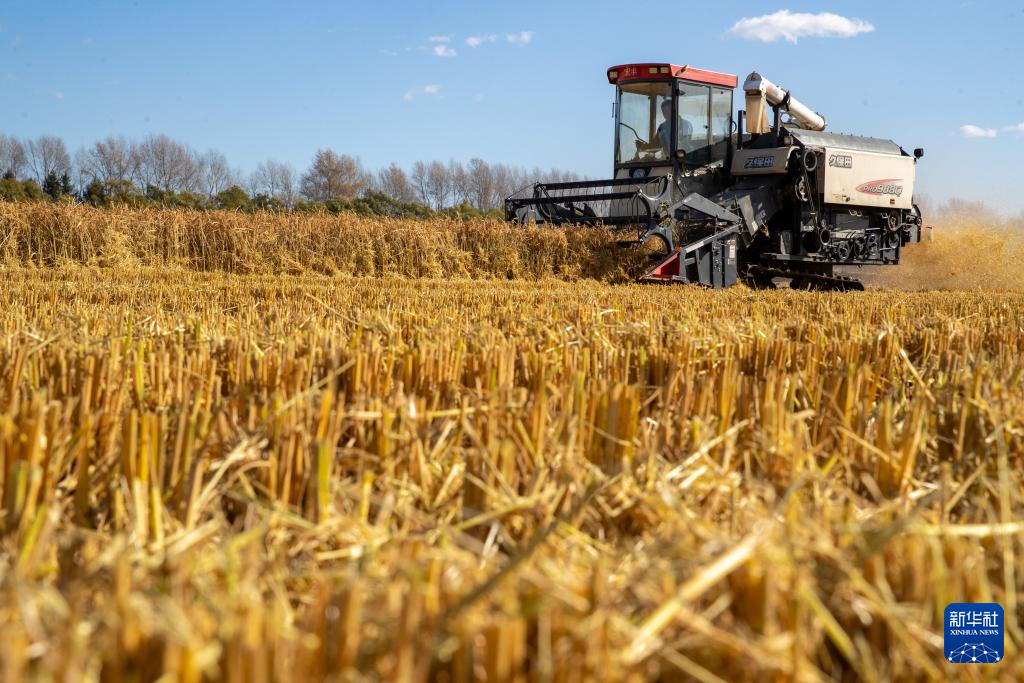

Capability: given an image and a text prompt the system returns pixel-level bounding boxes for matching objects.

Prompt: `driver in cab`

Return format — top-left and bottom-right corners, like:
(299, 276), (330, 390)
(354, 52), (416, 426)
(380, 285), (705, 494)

(637, 100), (691, 158)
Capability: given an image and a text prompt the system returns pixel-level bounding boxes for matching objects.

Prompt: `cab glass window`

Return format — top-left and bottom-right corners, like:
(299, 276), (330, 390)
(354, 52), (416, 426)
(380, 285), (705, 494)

(615, 81), (672, 164)
(710, 88), (733, 162)
(676, 84), (710, 165)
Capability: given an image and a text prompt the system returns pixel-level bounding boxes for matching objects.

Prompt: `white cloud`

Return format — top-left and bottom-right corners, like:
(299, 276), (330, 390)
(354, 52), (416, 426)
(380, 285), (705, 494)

(729, 10), (874, 43)
(466, 34), (497, 48)
(960, 124), (997, 138)
(505, 31), (533, 45)
(428, 35), (450, 43)
(404, 84), (441, 102)
(1004, 122), (1024, 134)
(432, 44), (456, 57)
(53, 91), (64, 100)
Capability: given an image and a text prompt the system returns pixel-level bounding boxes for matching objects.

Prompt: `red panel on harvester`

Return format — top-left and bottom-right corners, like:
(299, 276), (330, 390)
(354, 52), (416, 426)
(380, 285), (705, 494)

(641, 249), (683, 281)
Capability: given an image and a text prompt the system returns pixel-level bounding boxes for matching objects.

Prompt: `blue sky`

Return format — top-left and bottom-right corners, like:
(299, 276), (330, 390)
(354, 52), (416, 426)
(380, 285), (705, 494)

(2, 1), (1023, 212)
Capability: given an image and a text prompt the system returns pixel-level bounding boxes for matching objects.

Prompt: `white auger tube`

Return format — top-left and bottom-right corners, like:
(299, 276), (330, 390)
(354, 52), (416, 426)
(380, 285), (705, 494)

(743, 72), (826, 132)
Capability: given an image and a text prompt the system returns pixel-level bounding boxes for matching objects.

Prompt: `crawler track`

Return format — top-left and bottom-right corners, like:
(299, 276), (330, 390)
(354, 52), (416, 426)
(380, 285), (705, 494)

(744, 264), (866, 291)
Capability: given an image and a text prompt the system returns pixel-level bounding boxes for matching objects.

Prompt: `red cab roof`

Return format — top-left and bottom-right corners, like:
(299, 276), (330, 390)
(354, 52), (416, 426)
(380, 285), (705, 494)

(607, 63), (738, 88)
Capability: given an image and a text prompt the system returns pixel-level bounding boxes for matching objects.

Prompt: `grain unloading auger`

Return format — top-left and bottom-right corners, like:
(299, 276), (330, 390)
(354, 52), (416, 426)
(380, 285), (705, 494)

(505, 64), (925, 290)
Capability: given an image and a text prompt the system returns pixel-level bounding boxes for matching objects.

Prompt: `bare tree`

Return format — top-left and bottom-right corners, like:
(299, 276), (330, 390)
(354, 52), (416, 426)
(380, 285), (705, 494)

(300, 149), (368, 201)
(25, 136), (71, 184)
(250, 159), (297, 205)
(76, 136), (138, 186)
(135, 134), (198, 193)
(425, 160), (450, 210)
(197, 149), (238, 196)
(543, 167), (580, 184)
(376, 163), (415, 203)
(410, 160), (429, 206)
(466, 158), (495, 210)
(448, 159), (470, 207)
(0, 135), (27, 178)
(491, 163), (521, 207)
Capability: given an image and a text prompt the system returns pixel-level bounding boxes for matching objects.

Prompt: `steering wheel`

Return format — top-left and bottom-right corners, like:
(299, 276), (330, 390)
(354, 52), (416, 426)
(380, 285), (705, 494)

(619, 122), (650, 151)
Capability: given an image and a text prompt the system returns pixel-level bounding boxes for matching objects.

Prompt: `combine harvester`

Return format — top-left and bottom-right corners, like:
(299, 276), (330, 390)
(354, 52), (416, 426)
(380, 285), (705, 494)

(505, 64), (925, 290)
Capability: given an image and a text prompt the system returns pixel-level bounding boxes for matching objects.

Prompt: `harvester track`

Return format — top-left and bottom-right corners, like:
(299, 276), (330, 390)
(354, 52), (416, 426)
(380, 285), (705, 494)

(743, 264), (866, 291)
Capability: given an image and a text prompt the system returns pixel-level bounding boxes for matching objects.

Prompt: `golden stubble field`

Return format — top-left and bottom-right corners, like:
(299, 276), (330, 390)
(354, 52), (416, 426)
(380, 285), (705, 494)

(0, 203), (1022, 682)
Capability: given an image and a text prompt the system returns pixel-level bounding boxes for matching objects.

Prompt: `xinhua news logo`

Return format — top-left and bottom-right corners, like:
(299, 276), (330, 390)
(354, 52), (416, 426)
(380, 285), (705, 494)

(944, 603), (1004, 664)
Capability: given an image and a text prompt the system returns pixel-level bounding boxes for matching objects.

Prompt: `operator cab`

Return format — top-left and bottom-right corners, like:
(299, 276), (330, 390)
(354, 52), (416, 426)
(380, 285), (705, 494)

(608, 64), (736, 177)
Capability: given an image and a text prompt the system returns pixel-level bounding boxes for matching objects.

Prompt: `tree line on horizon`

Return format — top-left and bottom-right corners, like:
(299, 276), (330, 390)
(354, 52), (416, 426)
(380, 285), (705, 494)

(0, 133), (581, 218)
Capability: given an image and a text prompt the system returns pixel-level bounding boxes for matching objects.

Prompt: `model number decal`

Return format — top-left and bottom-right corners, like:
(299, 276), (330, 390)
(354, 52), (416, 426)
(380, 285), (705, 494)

(743, 155), (775, 169)
(828, 154), (852, 168)
(856, 178), (904, 197)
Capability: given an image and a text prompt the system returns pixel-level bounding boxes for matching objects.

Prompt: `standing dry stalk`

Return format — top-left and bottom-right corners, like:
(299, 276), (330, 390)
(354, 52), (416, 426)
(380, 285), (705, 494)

(0, 247), (1019, 680)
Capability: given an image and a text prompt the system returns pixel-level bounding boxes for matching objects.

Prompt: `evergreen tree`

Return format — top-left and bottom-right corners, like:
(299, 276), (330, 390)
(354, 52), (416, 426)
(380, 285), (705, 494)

(59, 172), (74, 197)
(42, 170), (61, 199)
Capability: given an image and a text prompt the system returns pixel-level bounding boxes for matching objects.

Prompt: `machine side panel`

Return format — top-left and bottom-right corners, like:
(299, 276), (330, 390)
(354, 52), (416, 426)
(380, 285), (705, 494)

(731, 147), (794, 175)
(822, 148), (915, 210)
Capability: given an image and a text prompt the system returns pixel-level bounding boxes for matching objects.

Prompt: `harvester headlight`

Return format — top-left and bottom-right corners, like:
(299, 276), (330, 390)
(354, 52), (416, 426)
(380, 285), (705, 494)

(659, 67), (669, 74)
(648, 67), (659, 74)
(608, 70), (618, 82)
